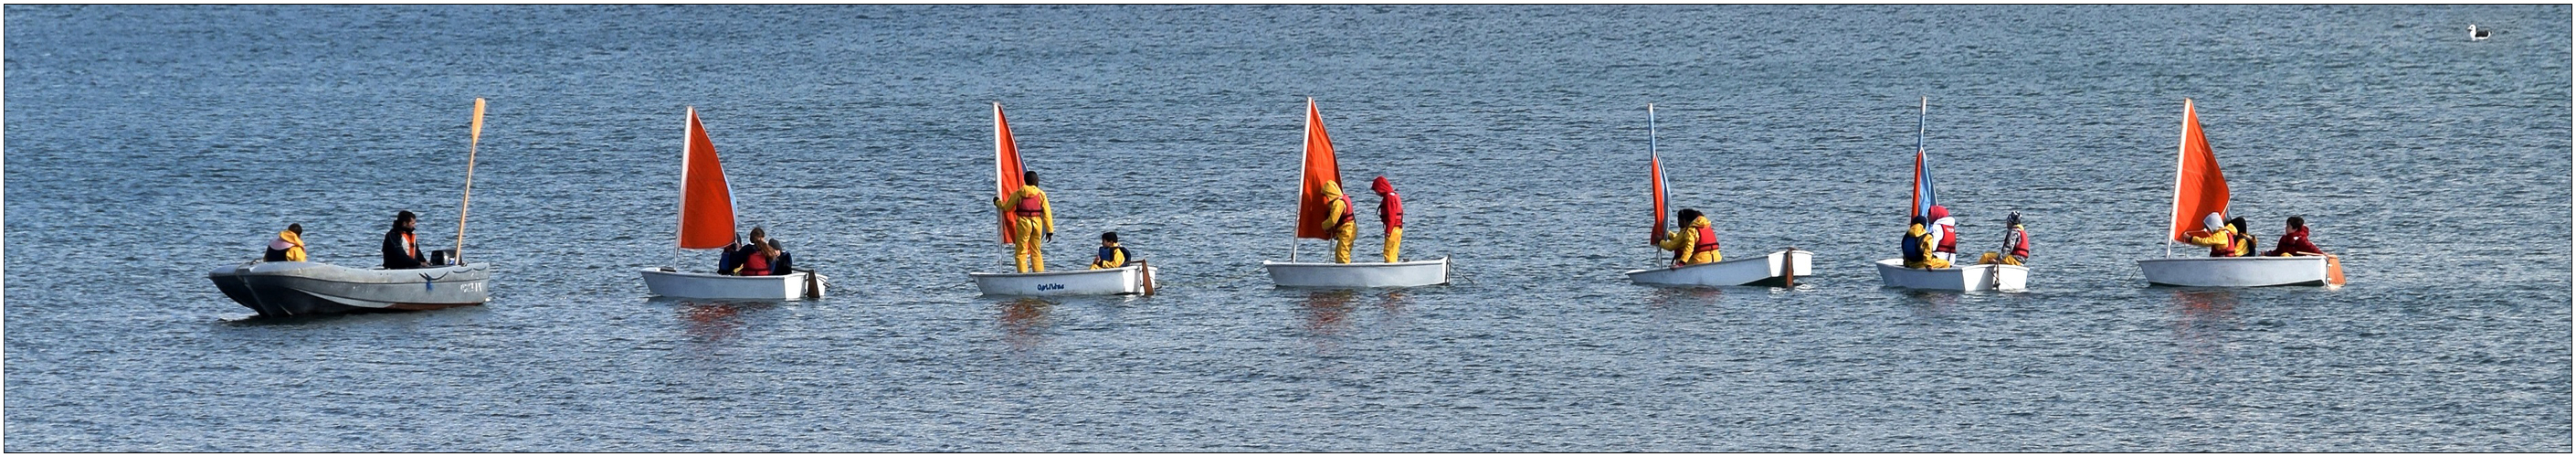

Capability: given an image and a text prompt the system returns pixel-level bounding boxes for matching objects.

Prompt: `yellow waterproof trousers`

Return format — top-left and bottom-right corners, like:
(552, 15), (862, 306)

(1012, 217), (1046, 272)
(1330, 223), (1356, 263)
(1382, 227), (1403, 263)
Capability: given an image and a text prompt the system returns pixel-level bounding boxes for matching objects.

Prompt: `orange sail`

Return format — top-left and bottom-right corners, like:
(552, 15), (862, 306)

(1648, 104), (1667, 244)
(677, 107), (737, 250)
(2166, 99), (2231, 241)
(994, 102), (1028, 245)
(1294, 98), (1345, 239)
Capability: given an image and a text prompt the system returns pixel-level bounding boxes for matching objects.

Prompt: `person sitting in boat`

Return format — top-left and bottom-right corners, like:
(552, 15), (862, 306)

(994, 171), (1055, 272)
(764, 239), (796, 275)
(1317, 180), (1358, 263)
(264, 224), (308, 262)
(735, 239), (775, 276)
(2182, 213), (2255, 257)
(2229, 217), (2259, 255)
(2263, 217), (2328, 257)
(1903, 216), (1950, 269)
(382, 210), (429, 270)
(1371, 175), (1405, 263)
(1090, 231), (1132, 270)
(1978, 212), (2031, 266)
(720, 227), (767, 274)
(1655, 208), (1722, 267)
(1927, 205), (1961, 262)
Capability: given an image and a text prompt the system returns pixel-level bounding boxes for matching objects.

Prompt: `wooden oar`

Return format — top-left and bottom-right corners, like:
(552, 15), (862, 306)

(453, 98), (486, 263)
(1137, 260), (1156, 296)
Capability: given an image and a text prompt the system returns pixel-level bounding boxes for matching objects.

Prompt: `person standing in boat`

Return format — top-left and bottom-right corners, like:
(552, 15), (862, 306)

(1370, 175), (1405, 263)
(1317, 180), (1358, 263)
(2182, 213), (2255, 257)
(1978, 212), (2031, 266)
(382, 210), (429, 270)
(1927, 205), (1961, 263)
(1090, 232), (1131, 270)
(1903, 216), (1949, 269)
(2263, 217), (2328, 257)
(264, 224), (307, 262)
(1655, 208), (1722, 267)
(995, 170), (1055, 272)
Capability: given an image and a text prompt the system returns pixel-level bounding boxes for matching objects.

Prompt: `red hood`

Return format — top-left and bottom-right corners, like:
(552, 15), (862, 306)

(2285, 226), (2308, 239)
(1370, 175), (1395, 195)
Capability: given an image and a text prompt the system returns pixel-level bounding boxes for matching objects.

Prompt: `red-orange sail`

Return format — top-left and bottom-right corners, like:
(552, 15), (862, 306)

(1294, 98), (1345, 239)
(994, 102), (1028, 245)
(677, 107), (737, 250)
(1650, 152), (1668, 245)
(2166, 99), (2231, 241)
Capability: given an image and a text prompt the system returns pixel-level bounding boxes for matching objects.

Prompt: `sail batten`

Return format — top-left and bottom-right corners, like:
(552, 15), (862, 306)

(676, 108), (738, 250)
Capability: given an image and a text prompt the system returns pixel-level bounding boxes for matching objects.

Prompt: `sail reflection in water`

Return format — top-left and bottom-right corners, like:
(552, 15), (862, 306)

(2169, 290), (2243, 360)
(996, 298), (1054, 352)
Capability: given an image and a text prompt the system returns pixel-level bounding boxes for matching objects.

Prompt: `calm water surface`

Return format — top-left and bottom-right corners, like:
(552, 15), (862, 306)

(5, 5), (2570, 451)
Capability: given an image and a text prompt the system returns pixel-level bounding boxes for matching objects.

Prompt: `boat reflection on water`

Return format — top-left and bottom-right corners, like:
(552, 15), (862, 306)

(1646, 286), (1723, 309)
(1901, 289), (1960, 318)
(670, 299), (774, 344)
(996, 297), (1054, 352)
(2169, 290), (2242, 359)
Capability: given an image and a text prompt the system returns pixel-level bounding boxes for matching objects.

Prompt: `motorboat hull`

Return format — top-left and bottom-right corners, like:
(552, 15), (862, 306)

(206, 261), (492, 317)
(1262, 257), (1451, 288)
(968, 264), (1158, 296)
(2136, 256), (2331, 287)
(1624, 250), (1813, 288)
(640, 269), (824, 300)
(1874, 258), (2029, 292)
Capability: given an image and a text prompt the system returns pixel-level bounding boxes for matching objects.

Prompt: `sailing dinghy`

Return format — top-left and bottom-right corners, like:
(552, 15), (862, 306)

(968, 103), (1158, 296)
(638, 108), (825, 300)
(1621, 104), (1813, 288)
(209, 99), (496, 317)
(2135, 100), (2345, 287)
(1872, 98), (2028, 292)
(1261, 99), (1451, 288)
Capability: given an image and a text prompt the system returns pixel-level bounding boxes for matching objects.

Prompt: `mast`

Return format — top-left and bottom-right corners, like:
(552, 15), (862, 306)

(2165, 99), (2191, 258)
(1292, 98), (1313, 262)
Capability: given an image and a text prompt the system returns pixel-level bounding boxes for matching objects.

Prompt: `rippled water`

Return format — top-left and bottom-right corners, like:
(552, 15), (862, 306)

(5, 5), (2569, 452)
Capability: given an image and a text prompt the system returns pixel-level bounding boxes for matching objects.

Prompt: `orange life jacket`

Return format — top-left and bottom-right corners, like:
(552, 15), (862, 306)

(1333, 193), (1355, 228)
(1012, 191), (1045, 217)
(1693, 223), (1719, 255)
(402, 232), (419, 258)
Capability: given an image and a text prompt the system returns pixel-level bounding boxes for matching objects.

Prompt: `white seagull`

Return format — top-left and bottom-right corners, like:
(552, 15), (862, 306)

(2469, 24), (2492, 41)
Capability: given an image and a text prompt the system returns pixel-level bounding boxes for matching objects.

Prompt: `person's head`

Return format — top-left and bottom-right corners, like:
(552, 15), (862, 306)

(765, 239), (784, 252)
(1100, 231), (1119, 246)
(1928, 205), (1950, 220)
(2004, 212), (2022, 228)
(1370, 175), (1395, 195)
(759, 240), (781, 257)
(2227, 217), (2247, 232)
(1022, 171), (1040, 186)
(748, 227), (766, 243)
(1910, 216), (1928, 228)
(1677, 208), (1703, 224)
(287, 223), (303, 235)
(395, 210), (417, 230)
(2286, 216), (2305, 230)
(1320, 180), (1342, 196)
(2202, 213), (2224, 232)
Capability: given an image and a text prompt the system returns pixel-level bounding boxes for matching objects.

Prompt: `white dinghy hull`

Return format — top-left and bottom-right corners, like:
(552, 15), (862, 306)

(207, 261), (492, 317)
(2136, 256), (2329, 287)
(1262, 258), (1451, 288)
(1874, 258), (2029, 292)
(1625, 250), (1813, 288)
(639, 269), (824, 300)
(970, 264), (1158, 296)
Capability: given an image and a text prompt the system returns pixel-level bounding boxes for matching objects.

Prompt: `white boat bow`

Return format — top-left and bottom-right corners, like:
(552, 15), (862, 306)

(640, 268), (824, 300)
(2137, 255), (2331, 287)
(970, 264), (1159, 296)
(1874, 258), (2029, 292)
(1625, 249), (1812, 288)
(1262, 257), (1450, 288)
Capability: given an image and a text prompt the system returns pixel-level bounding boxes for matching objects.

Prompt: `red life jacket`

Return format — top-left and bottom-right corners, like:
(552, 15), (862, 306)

(739, 252), (772, 276)
(1332, 193), (1355, 228)
(1934, 222), (1958, 253)
(1012, 191), (1045, 217)
(1692, 223), (1719, 255)
(2208, 228), (2242, 257)
(1377, 192), (1403, 232)
(2006, 228), (2031, 259)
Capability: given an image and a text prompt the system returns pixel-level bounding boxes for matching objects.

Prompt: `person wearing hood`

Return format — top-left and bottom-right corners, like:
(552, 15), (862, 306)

(994, 170), (1055, 272)
(1655, 208), (1723, 266)
(1903, 216), (1949, 269)
(1978, 213), (2031, 266)
(1316, 180), (1358, 263)
(1927, 205), (1960, 262)
(2263, 216), (2327, 257)
(2182, 213), (2254, 257)
(382, 210), (428, 270)
(264, 224), (307, 262)
(1369, 175), (1405, 263)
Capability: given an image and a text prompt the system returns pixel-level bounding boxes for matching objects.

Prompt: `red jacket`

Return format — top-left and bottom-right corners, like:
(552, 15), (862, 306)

(2264, 227), (2324, 256)
(1371, 176), (1403, 235)
(738, 251), (772, 276)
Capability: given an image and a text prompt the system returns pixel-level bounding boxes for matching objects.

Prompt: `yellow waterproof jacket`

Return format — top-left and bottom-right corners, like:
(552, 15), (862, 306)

(1090, 245), (1127, 270)
(997, 185), (1054, 234)
(272, 230), (307, 261)
(2185, 227), (2251, 257)
(1655, 216), (1722, 264)
(1316, 181), (1354, 235)
(1903, 223), (1943, 269)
